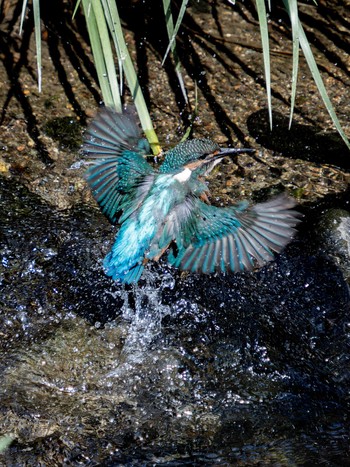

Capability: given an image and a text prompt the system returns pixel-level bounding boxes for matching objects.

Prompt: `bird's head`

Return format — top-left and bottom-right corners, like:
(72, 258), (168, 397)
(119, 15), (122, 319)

(159, 138), (254, 177)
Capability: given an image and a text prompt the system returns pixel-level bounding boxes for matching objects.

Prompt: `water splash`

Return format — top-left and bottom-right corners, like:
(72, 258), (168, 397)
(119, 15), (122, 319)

(108, 268), (176, 376)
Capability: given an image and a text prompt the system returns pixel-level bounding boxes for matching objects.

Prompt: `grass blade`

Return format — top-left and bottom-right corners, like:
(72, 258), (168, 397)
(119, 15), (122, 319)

(298, 18), (350, 149)
(162, 0), (188, 103)
(255, 0), (272, 129)
(100, 0), (161, 154)
(20, 0), (41, 91)
(72, 0), (82, 20)
(180, 81), (198, 142)
(33, 0), (42, 92)
(162, 0), (189, 66)
(91, 0), (121, 110)
(19, 0), (28, 35)
(283, 0), (299, 129)
(80, 0), (122, 110)
(100, 0), (125, 95)
(81, 0), (114, 108)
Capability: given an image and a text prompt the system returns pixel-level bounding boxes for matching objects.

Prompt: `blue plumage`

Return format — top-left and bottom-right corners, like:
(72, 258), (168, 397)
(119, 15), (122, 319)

(83, 107), (301, 284)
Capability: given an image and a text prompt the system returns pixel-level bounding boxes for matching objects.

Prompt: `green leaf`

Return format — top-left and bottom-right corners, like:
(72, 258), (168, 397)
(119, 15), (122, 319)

(82, 1), (114, 108)
(92, 0), (121, 110)
(180, 81), (198, 142)
(20, 0), (41, 91)
(283, 0), (300, 129)
(255, 0), (272, 129)
(162, 0), (188, 103)
(72, 0), (82, 20)
(297, 17), (350, 149)
(99, 0), (161, 154)
(33, 0), (42, 92)
(19, 0), (29, 35)
(162, 0), (189, 65)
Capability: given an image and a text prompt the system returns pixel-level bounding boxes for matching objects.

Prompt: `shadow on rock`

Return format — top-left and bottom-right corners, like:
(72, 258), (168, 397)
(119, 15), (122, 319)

(247, 109), (350, 171)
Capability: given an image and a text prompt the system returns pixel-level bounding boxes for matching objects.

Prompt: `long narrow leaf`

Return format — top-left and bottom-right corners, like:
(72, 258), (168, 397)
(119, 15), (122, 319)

(100, 0), (160, 154)
(255, 0), (272, 129)
(20, 0), (41, 91)
(33, 0), (41, 92)
(72, 0), (82, 19)
(100, 0), (124, 95)
(180, 81), (198, 142)
(81, 0), (112, 105)
(81, 0), (121, 110)
(91, 0), (121, 110)
(19, 0), (28, 35)
(162, 0), (188, 103)
(162, 0), (189, 66)
(298, 20), (350, 149)
(283, 0), (300, 129)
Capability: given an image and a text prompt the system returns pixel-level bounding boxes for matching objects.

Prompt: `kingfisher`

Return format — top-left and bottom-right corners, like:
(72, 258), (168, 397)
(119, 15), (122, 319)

(83, 107), (300, 284)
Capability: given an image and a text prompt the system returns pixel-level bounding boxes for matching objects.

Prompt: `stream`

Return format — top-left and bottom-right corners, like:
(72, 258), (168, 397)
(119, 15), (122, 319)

(1, 177), (350, 465)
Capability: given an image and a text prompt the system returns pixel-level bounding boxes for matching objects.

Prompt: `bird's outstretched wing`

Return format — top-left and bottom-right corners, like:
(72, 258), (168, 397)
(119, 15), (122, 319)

(169, 194), (301, 274)
(83, 107), (154, 223)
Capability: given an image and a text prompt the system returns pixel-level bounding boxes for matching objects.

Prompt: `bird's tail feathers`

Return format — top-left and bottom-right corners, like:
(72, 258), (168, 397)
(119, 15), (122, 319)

(103, 253), (145, 284)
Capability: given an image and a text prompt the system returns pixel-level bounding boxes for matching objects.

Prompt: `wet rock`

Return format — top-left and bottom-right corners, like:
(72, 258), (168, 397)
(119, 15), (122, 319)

(0, 177), (123, 355)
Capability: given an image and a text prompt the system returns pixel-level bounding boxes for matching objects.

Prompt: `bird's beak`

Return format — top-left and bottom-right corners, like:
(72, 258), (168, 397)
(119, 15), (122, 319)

(208, 147), (255, 161)
(187, 147), (255, 172)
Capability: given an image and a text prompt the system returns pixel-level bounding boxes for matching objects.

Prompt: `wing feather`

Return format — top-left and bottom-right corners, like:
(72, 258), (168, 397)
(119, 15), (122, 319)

(83, 107), (154, 222)
(170, 194), (301, 274)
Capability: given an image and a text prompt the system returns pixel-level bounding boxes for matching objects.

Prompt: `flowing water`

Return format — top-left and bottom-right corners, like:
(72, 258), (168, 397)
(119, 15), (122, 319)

(1, 177), (350, 465)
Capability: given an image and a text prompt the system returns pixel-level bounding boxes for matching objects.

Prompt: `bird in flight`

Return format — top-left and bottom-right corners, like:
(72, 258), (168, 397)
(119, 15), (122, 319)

(83, 107), (300, 284)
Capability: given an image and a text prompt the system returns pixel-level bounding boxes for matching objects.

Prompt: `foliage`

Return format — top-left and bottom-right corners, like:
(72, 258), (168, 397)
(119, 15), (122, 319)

(19, 0), (350, 151)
